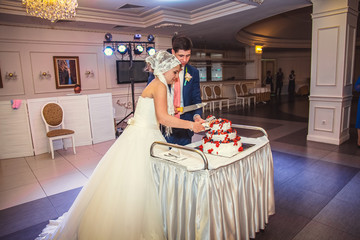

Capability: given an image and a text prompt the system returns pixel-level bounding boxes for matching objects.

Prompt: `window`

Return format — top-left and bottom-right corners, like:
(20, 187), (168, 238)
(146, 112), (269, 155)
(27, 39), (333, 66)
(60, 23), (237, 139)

(198, 67), (207, 82)
(192, 52), (223, 81)
(211, 63), (222, 81)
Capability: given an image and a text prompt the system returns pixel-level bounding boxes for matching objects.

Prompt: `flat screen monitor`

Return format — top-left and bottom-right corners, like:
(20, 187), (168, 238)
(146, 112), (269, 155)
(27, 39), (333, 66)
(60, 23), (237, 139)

(116, 60), (149, 84)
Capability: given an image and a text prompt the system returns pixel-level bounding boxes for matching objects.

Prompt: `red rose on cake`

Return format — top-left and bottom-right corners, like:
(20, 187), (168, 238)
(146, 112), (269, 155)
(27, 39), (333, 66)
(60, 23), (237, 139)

(199, 117), (243, 157)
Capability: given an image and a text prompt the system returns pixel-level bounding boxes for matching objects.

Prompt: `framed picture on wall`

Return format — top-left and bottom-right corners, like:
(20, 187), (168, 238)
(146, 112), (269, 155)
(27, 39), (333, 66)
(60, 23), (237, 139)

(53, 56), (81, 89)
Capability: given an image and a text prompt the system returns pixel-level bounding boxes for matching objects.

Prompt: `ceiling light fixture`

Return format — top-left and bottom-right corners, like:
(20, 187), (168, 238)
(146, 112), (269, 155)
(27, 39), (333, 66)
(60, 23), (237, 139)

(22, 0), (78, 22)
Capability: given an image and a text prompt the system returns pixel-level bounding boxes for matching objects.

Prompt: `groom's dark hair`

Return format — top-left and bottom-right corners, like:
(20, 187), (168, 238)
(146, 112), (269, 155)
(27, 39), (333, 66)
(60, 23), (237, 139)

(172, 35), (193, 53)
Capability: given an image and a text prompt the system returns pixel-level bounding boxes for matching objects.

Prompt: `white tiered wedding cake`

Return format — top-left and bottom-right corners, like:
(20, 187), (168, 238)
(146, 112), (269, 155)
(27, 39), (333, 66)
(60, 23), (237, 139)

(199, 116), (243, 157)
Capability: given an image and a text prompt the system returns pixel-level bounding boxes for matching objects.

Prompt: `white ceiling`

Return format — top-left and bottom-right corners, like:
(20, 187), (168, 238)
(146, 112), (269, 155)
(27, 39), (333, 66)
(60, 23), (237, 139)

(0, 0), (313, 50)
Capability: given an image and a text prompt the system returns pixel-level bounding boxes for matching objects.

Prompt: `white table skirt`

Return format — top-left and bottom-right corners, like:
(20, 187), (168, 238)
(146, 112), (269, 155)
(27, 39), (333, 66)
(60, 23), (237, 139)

(150, 137), (275, 240)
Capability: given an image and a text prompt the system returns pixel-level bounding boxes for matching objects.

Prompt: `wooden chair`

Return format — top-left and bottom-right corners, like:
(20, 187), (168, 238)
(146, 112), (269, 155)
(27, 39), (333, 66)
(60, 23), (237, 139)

(202, 85), (216, 111)
(241, 84), (256, 107)
(200, 88), (211, 114)
(213, 85), (229, 110)
(41, 102), (76, 159)
(234, 84), (246, 108)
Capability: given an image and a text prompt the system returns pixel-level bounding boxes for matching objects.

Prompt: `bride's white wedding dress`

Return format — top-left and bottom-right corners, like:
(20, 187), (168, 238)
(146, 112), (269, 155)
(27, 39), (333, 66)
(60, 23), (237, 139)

(37, 97), (166, 240)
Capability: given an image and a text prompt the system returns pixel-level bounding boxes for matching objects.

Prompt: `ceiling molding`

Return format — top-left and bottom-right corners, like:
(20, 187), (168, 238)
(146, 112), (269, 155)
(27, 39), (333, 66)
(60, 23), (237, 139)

(0, 0), (258, 29)
(0, 0), (318, 50)
(312, 7), (358, 19)
(236, 29), (311, 48)
(190, 1), (256, 24)
(0, 0), (27, 16)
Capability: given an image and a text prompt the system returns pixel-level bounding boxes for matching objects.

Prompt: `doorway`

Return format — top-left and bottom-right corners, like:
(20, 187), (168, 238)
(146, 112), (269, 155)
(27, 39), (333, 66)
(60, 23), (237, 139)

(261, 59), (276, 86)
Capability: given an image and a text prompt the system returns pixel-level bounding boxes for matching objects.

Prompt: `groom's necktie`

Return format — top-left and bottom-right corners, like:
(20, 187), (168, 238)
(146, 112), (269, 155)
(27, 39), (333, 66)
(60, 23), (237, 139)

(173, 78), (181, 118)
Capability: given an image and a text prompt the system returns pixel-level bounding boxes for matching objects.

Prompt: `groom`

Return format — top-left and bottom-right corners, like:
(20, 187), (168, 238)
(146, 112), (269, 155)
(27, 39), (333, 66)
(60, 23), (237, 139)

(148, 35), (204, 145)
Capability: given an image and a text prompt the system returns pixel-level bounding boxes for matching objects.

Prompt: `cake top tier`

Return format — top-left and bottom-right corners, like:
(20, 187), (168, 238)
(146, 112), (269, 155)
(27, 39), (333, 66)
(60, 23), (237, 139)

(209, 118), (232, 132)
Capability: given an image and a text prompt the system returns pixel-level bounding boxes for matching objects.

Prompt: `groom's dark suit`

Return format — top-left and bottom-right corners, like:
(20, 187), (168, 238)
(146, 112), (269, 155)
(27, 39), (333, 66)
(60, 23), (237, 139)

(147, 64), (202, 145)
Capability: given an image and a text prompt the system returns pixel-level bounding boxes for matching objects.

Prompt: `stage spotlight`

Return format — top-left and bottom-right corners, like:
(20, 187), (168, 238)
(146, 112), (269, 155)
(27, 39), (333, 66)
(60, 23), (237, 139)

(134, 45), (144, 55)
(117, 44), (128, 54)
(147, 47), (156, 56)
(147, 34), (155, 42)
(134, 34), (142, 40)
(104, 46), (114, 56)
(104, 33), (112, 42)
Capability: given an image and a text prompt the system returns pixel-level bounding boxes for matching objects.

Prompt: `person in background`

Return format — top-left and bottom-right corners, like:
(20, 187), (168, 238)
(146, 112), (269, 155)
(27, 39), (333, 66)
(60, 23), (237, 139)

(275, 68), (284, 96)
(355, 76), (360, 147)
(288, 70), (296, 99)
(148, 35), (204, 145)
(265, 70), (273, 94)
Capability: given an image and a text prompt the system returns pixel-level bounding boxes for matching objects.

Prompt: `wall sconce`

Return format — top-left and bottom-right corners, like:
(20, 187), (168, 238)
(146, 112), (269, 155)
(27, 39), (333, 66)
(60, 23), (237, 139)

(255, 45), (263, 54)
(40, 71), (51, 79)
(5, 72), (17, 80)
(85, 70), (94, 78)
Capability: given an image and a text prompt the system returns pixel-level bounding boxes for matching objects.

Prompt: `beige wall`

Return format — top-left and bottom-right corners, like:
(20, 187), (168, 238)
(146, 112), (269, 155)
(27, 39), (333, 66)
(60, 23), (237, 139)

(0, 25), (172, 120)
(223, 50), (246, 81)
(261, 47), (360, 94)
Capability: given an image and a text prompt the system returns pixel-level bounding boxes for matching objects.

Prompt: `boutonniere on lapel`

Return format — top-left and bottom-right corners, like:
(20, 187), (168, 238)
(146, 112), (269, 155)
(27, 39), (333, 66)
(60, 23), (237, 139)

(184, 67), (192, 86)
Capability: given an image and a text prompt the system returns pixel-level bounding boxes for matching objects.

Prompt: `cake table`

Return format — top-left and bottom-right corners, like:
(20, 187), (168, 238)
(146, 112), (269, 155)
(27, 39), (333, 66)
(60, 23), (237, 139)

(150, 124), (275, 240)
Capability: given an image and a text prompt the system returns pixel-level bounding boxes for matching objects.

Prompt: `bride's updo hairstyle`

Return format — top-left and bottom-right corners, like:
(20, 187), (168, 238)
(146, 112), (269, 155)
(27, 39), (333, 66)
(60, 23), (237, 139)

(145, 50), (181, 136)
(145, 50), (181, 76)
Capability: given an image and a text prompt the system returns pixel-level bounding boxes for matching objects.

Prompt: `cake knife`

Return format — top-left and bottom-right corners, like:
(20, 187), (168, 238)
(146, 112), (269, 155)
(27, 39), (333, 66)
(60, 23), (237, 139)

(176, 102), (207, 115)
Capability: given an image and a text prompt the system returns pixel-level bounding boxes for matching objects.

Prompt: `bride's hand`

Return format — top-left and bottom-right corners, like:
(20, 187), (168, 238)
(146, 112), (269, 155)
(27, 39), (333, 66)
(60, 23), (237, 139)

(191, 122), (205, 133)
(194, 115), (206, 124)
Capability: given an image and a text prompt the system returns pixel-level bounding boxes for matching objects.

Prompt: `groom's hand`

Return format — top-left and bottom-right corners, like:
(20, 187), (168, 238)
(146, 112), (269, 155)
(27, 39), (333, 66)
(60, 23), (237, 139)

(175, 107), (183, 113)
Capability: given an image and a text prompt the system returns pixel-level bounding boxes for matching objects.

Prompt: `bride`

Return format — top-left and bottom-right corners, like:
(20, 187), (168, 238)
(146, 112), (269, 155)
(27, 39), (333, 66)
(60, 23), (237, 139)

(36, 51), (205, 240)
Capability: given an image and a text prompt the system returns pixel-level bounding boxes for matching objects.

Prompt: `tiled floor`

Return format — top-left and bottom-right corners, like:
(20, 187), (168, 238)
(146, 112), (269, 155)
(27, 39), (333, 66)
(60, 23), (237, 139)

(1, 95), (360, 240)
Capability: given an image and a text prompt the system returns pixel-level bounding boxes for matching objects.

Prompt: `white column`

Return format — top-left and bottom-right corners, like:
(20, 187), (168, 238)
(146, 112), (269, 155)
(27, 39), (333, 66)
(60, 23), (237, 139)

(245, 46), (262, 87)
(307, 0), (358, 145)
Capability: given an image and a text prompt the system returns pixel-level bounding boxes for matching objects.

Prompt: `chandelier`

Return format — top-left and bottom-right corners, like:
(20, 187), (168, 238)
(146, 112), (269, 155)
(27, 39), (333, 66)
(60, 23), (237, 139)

(22, 0), (78, 22)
